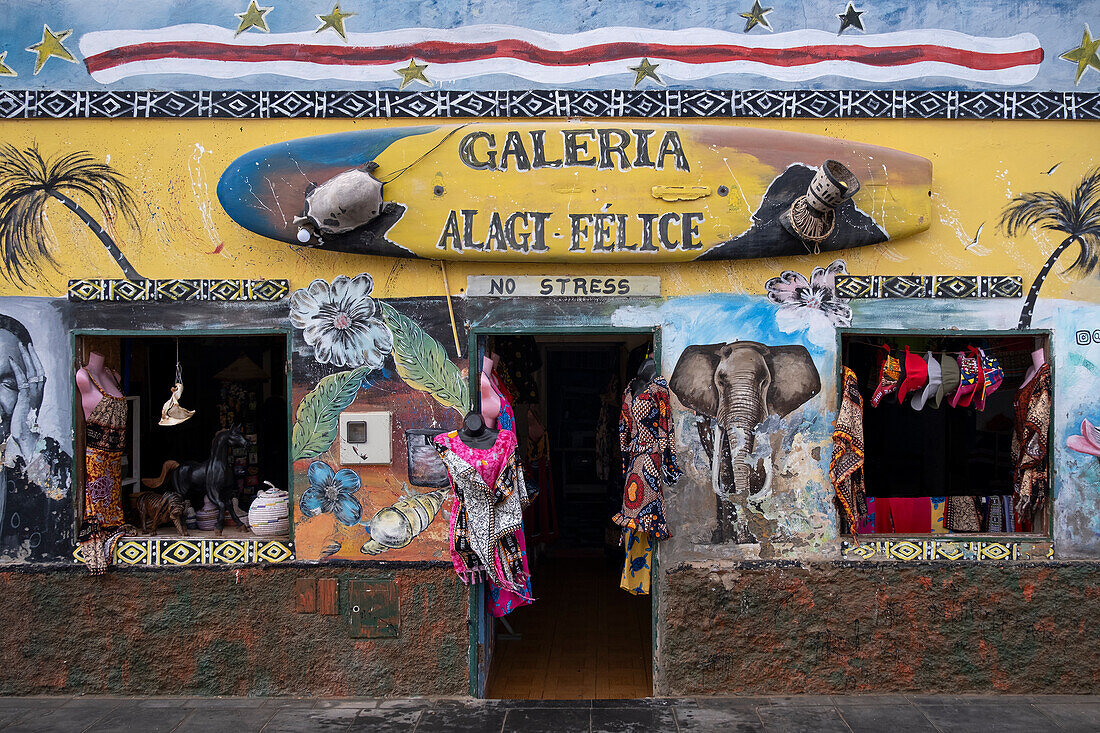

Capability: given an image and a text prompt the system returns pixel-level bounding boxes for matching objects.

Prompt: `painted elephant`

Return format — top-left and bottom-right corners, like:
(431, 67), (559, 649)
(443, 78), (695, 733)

(670, 341), (820, 543)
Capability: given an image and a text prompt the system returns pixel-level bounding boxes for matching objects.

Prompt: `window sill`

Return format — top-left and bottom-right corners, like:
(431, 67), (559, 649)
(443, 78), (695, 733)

(74, 533), (293, 568)
(841, 535), (1054, 562)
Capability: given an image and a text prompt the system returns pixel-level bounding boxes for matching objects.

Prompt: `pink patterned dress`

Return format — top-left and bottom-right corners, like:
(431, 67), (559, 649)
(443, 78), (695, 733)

(434, 429), (533, 616)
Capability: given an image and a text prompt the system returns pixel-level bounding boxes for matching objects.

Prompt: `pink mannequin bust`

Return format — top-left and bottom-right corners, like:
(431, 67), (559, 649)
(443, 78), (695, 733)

(479, 356), (502, 429)
(75, 351), (124, 420)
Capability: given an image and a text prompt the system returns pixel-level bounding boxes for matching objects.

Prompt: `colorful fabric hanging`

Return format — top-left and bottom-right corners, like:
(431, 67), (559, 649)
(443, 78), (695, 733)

(612, 377), (681, 539)
(830, 367), (867, 534)
(1012, 363), (1051, 521)
(619, 528), (652, 596)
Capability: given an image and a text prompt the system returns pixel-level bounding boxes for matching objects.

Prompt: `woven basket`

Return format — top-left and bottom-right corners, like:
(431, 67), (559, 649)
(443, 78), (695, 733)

(248, 483), (289, 537)
(196, 497), (220, 531)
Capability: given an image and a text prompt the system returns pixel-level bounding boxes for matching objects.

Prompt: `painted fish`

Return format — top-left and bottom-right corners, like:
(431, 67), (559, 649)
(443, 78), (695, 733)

(218, 122), (932, 262)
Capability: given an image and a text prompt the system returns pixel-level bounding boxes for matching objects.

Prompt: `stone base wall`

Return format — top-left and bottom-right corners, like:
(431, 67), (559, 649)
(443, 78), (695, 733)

(0, 564), (468, 697)
(660, 561), (1100, 695)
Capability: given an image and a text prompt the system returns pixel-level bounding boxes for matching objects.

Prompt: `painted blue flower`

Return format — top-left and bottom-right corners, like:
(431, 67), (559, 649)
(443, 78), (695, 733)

(300, 461), (362, 526)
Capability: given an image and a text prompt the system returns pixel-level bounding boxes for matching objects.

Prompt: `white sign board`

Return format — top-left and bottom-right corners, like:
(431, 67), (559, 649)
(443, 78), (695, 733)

(467, 275), (660, 297)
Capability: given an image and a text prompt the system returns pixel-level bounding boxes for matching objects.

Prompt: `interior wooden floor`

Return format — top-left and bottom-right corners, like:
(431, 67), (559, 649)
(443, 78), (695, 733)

(486, 556), (653, 700)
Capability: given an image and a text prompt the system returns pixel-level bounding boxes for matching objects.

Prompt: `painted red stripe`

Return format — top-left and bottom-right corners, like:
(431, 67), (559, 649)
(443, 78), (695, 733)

(85, 38), (1043, 74)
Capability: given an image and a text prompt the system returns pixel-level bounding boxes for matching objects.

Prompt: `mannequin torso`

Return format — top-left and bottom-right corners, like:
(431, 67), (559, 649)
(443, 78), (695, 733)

(458, 411), (500, 450)
(630, 357), (657, 397)
(479, 356), (502, 429)
(76, 352), (125, 420)
(1021, 348), (1046, 389)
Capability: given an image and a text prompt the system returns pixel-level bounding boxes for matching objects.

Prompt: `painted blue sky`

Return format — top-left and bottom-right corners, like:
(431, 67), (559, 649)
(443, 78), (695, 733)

(0, 0), (1095, 91)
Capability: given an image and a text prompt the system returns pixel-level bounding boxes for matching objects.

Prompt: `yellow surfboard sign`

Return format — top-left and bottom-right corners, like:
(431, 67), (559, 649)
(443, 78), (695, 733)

(219, 122), (932, 262)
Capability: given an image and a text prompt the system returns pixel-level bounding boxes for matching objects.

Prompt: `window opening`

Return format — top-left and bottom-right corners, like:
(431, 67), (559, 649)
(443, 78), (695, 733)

(839, 332), (1050, 537)
(74, 333), (290, 544)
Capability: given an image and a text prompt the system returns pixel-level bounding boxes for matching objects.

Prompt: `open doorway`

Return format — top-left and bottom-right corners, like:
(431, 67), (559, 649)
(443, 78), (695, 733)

(479, 331), (656, 700)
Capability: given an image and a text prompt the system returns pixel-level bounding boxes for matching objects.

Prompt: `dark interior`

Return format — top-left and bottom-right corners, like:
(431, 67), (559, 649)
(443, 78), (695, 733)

(841, 333), (1047, 534)
(485, 334), (654, 700)
(78, 333), (289, 534)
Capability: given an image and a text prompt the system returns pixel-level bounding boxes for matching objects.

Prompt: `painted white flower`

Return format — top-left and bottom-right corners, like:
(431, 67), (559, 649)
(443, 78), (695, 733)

(765, 259), (852, 328)
(289, 273), (393, 368)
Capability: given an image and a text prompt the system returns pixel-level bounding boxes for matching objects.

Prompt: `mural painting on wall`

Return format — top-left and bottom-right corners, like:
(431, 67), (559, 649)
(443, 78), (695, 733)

(0, 1), (1059, 89)
(0, 301), (72, 561)
(217, 124), (932, 263)
(1001, 168), (1100, 329)
(0, 144), (143, 282)
(288, 273), (466, 560)
(669, 340), (821, 544)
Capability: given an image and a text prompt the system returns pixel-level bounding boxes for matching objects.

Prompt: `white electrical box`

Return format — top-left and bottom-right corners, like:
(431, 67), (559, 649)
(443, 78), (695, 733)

(339, 411), (392, 465)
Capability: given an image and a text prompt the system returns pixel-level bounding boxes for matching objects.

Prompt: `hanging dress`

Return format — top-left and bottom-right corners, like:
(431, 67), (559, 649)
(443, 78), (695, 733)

(1012, 363), (1051, 527)
(82, 372), (128, 527)
(613, 377), (681, 596)
(434, 429), (533, 616)
(612, 377), (681, 540)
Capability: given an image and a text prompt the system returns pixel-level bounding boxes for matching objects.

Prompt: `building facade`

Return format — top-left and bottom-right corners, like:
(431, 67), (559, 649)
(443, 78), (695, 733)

(0, 0), (1098, 697)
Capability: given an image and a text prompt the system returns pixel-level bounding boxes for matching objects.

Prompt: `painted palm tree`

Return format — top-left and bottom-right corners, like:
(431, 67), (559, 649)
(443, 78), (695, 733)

(1000, 169), (1100, 329)
(0, 143), (143, 283)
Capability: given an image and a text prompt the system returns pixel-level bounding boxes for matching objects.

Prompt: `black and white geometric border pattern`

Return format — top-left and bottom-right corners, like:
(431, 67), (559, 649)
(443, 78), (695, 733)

(3, 90), (1098, 120)
(836, 275), (1023, 299)
(68, 278), (290, 302)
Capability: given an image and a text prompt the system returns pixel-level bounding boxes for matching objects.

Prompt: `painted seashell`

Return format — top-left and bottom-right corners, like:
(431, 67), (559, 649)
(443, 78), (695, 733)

(360, 489), (447, 555)
(294, 162), (384, 243)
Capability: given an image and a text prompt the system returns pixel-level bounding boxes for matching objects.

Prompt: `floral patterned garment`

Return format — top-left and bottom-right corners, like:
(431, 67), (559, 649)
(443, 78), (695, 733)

(434, 430), (533, 605)
(612, 377), (682, 540)
(83, 373), (128, 527)
(1012, 363), (1051, 521)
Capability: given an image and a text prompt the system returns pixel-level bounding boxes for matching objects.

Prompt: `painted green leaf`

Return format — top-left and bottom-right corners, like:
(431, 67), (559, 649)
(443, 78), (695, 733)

(378, 300), (468, 412)
(291, 365), (372, 461)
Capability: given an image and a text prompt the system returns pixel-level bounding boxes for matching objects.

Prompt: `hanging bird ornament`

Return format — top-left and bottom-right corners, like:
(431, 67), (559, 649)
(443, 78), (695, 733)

(159, 355), (195, 426)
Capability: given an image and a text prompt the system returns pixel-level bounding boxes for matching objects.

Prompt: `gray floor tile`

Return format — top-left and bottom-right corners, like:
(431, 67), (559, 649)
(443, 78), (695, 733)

(3, 699), (124, 733)
(85, 705), (190, 733)
(502, 707), (591, 733)
(590, 705), (677, 732)
(1033, 702), (1100, 733)
(756, 696), (840, 707)
(173, 706), (276, 733)
(345, 709), (422, 732)
(261, 706), (360, 732)
(413, 707), (508, 733)
(837, 703), (937, 733)
(832, 695), (911, 706)
(756, 705), (851, 733)
(914, 703), (1057, 733)
(183, 697), (270, 708)
(676, 705), (765, 732)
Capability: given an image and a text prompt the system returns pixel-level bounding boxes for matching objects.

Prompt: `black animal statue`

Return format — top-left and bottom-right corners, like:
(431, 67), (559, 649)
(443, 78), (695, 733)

(143, 425), (251, 536)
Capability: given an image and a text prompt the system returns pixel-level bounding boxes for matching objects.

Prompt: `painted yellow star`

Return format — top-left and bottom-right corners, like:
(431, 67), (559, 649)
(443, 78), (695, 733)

(316, 3), (355, 40)
(394, 59), (430, 90)
(740, 0), (773, 32)
(26, 25), (76, 75)
(235, 1), (273, 37)
(0, 52), (16, 77)
(628, 58), (663, 87)
(1060, 25), (1100, 85)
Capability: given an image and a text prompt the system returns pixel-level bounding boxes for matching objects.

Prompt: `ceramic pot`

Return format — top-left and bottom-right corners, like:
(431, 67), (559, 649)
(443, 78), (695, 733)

(806, 159), (861, 213)
(248, 482), (289, 537)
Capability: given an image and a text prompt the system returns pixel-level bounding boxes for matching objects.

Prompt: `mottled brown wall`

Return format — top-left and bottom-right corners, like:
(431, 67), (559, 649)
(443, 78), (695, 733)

(659, 561), (1100, 695)
(0, 564), (468, 697)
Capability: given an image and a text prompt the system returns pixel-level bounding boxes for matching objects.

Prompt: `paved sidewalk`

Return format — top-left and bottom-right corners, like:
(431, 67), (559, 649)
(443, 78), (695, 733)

(0, 694), (1097, 732)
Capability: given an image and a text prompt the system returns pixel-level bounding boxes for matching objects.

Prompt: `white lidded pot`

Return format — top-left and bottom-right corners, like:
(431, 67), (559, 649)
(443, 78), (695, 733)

(248, 481), (290, 537)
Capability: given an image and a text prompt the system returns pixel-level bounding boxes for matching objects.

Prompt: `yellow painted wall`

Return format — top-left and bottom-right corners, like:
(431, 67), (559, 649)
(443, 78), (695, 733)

(1, 118), (1097, 299)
